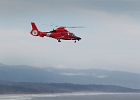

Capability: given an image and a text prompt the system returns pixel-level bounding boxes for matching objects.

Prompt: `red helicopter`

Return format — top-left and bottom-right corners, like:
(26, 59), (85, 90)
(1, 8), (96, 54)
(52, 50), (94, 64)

(30, 22), (81, 43)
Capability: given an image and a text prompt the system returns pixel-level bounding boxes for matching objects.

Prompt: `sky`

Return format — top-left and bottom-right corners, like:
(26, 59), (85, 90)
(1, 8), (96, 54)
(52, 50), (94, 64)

(0, 0), (140, 73)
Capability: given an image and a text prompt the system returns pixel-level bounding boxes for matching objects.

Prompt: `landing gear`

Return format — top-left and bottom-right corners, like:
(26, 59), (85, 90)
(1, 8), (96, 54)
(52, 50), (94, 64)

(75, 40), (76, 43)
(58, 39), (61, 42)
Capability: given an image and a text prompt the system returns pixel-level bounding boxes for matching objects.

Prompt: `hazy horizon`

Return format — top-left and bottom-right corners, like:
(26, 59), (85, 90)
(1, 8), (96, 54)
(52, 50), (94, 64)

(0, 0), (140, 73)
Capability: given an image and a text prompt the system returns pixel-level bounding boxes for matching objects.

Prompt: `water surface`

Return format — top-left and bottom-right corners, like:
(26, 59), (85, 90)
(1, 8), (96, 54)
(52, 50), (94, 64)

(0, 93), (140, 100)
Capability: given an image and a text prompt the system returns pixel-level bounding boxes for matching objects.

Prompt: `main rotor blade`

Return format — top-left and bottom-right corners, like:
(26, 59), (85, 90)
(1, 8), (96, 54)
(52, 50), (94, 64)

(55, 26), (85, 28)
(42, 24), (85, 28)
(64, 26), (85, 28)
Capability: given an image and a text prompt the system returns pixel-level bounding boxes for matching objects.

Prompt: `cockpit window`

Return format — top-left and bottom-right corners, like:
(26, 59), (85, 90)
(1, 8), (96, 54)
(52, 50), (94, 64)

(71, 33), (75, 36)
(66, 32), (71, 36)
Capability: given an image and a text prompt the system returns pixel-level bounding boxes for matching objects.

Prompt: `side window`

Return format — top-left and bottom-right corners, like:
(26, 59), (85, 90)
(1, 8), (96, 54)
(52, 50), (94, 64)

(61, 33), (64, 36)
(67, 32), (70, 36)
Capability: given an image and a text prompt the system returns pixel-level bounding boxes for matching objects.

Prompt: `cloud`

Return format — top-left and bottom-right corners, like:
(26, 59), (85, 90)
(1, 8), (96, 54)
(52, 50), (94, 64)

(57, 65), (67, 69)
(96, 75), (108, 79)
(59, 73), (88, 76)
(59, 72), (108, 79)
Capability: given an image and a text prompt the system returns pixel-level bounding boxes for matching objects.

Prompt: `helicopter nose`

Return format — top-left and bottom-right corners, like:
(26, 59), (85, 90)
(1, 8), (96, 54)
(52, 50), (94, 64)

(77, 37), (81, 41)
(74, 36), (81, 41)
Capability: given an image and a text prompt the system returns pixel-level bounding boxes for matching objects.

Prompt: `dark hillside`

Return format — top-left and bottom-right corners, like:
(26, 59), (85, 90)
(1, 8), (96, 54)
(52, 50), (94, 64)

(0, 82), (140, 94)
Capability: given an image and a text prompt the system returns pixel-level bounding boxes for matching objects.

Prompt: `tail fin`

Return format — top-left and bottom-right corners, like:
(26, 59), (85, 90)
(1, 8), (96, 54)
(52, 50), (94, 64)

(31, 22), (38, 31)
(30, 22), (39, 36)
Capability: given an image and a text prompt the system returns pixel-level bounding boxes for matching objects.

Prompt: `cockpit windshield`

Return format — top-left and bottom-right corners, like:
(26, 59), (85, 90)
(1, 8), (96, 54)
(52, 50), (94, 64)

(71, 33), (75, 36)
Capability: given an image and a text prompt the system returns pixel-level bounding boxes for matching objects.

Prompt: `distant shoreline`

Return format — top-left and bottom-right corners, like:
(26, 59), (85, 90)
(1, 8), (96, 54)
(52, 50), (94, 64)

(1, 92), (140, 97)
(0, 82), (140, 94)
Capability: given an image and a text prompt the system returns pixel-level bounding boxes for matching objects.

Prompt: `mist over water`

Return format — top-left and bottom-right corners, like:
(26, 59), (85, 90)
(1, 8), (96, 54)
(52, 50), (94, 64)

(0, 93), (140, 100)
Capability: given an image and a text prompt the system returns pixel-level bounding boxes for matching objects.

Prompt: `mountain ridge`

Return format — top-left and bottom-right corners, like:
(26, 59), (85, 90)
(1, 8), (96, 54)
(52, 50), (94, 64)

(0, 63), (140, 89)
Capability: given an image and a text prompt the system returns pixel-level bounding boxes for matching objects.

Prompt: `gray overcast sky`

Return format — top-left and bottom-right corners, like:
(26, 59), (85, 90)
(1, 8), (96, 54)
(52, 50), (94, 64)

(0, 0), (140, 73)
